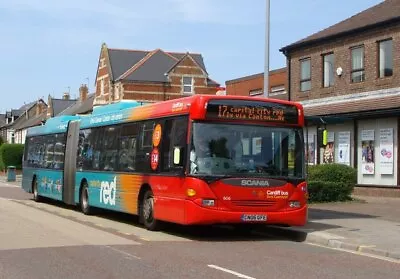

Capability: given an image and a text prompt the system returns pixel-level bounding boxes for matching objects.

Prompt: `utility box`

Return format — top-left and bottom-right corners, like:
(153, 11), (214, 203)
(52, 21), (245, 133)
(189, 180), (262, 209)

(6, 166), (16, 182)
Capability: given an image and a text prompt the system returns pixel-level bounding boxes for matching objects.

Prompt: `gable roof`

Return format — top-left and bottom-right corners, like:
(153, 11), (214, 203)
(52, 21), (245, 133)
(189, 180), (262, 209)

(281, 0), (400, 52)
(19, 101), (37, 111)
(124, 50), (179, 82)
(58, 93), (95, 116)
(13, 111), (46, 131)
(107, 47), (214, 85)
(166, 52), (208, 75)
(51, 98), (77, 117)
(108, 49), (149, 81)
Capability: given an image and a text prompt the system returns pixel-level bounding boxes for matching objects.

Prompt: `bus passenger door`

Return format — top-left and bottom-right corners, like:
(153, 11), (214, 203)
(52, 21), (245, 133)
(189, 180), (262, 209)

(63, 120), (80, 205)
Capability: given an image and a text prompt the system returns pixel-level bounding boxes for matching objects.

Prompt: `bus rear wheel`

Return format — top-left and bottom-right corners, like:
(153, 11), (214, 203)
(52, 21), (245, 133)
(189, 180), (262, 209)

(32, 178), (41, 202)
(80, 183), (93, 215)
(141, 189), (161, 231)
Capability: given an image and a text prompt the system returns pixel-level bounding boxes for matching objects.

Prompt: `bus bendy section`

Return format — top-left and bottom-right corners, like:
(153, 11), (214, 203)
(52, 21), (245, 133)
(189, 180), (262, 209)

(22, 95), (308, 230)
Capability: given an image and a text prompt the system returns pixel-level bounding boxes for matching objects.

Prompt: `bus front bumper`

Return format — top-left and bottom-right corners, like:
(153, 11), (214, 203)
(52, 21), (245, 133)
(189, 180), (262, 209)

(184, 200), (308, 227)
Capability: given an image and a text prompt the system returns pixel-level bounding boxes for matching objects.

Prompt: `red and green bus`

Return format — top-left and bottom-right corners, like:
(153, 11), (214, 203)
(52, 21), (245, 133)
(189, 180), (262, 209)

(22, 94), (307, 230)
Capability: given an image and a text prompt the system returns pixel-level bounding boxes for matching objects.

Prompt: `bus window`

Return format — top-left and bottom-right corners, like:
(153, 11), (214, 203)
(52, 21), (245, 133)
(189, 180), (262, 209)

(53, 134), (66, 170)
(136, 120), (155, 172)
(119, 123), (139, 172)
(100, 126), (120, 171)
(44, 135), (55, 169)
(77, 129), (93, 171)
(92, 128), (104, 170)
(161, 116), (188, 173)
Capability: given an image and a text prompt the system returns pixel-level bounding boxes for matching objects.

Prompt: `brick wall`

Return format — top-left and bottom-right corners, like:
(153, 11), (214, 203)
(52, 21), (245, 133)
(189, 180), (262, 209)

(94, 46), (219, 105)
(288, 23), (400, 103)
(225, 68), (288, 100)
(94, 46), (112, 105)
(120, 54), (217, 103)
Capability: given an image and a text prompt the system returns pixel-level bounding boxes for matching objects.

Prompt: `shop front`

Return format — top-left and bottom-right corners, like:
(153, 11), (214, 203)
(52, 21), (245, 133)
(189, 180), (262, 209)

(305, 111), (400, 188)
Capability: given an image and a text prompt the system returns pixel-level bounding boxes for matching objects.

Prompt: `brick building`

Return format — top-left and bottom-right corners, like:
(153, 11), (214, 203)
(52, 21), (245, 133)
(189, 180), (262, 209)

(225, 67), (288, 100)
(93, 43), (220, 106)
(280, 0), (400, 189)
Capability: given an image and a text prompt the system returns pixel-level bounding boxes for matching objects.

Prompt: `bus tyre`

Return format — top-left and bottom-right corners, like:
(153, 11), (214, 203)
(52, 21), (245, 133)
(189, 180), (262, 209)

(141, 189), (161, 231)
(32, 178), (41, 202)
(80, 183), (93, 215)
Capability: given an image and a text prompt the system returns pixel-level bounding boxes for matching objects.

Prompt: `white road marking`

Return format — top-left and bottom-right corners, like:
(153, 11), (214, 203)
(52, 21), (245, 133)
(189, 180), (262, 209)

(105, 245), (141, 260)
(307, 243), (400, 264)
(208, 264), (256, 279)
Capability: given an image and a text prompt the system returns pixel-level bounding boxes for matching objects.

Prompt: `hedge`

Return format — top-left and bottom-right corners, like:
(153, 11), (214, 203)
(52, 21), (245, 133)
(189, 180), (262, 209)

(307, 163), (357, 186)
(307, 164), (357, 203)
(307, 181), (353, 203)
(0, 144), (24, 171)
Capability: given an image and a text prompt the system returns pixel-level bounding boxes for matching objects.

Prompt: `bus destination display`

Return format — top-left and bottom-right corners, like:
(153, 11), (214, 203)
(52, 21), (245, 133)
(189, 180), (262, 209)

(206, 100), (298, 124)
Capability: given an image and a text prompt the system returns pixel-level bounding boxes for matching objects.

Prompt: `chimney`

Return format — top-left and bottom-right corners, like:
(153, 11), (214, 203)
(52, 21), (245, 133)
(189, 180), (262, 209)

(79, 84), (88, 102)
(36, 100), (43, 116)
(63, 92), (70, 100)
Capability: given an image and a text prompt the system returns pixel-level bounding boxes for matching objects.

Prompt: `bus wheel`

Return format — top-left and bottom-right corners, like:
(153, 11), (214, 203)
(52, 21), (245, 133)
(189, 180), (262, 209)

(141, 189), (161, 231)
(32, 178), (41, 202)
(80, 182), (93, 215)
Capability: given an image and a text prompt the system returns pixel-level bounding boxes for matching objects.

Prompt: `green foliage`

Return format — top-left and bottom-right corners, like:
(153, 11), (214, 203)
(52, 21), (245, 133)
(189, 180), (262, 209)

(0, 144), (24, 170)
(0, 136), (4, 146)
(307, 181), (353, 203)
(307, 163), (357, 186)
(307, 164), (357, 203)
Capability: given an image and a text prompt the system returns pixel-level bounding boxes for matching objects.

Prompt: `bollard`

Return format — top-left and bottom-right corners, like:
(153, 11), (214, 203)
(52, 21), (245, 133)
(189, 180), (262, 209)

(6, 166), (16, 182)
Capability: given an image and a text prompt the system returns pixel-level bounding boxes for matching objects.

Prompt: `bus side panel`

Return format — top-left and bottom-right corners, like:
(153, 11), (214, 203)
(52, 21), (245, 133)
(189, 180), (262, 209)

(148, 176), (187, 225)
(76, 172), (143, 214)
(22, 167), (35, 193)
(34, 169), (64, 201)
(74, 172), (187, 224)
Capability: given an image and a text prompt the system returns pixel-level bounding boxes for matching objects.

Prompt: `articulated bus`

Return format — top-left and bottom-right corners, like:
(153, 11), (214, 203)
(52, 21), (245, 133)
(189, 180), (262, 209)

(22, 95), (307, 230)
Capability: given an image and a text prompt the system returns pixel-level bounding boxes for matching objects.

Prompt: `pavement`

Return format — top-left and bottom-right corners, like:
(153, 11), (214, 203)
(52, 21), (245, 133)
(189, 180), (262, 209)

(2, 174), (400, 261)
(0, 174), (22, 186)
(1, 188), (400, 279)
(271, 195), (400, 261)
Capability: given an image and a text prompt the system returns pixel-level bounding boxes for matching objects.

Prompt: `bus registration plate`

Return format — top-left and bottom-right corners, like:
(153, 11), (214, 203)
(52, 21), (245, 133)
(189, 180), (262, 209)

(241, 214), (267, 222)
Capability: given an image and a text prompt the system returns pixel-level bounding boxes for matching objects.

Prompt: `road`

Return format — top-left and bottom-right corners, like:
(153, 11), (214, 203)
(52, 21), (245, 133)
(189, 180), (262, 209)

(0, 181), (399, 279)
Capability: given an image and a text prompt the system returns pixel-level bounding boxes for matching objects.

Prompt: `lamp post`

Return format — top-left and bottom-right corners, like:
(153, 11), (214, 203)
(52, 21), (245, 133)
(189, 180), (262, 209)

(263, 0), (270, 98)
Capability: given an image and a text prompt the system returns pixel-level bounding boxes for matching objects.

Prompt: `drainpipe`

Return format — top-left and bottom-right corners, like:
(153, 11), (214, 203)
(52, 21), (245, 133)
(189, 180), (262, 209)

(286, 51), (291, 101)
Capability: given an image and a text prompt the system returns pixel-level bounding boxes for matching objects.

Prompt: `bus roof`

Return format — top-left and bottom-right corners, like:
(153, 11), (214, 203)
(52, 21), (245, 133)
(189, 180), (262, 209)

(26, 95), (304, 136)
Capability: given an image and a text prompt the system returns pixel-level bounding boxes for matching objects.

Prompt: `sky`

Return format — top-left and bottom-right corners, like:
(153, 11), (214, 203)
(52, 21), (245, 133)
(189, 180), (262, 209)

(0, 0), (382, 113)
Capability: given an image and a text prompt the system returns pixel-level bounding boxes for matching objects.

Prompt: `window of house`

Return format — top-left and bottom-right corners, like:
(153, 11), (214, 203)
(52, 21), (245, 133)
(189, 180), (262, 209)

(379, 39), (393, 78)
(323, 53), (335, 87)
(183, 76), (193, 94)
(249, 88), (263, 96)
(270, 85), (286, 96)
(300, 58), (311, 91)
(351, 46), (365, 83)
(100, 79), (105, 95)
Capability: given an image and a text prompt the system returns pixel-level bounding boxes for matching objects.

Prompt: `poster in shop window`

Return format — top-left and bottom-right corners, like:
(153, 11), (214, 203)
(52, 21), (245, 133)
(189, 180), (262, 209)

(379, 128), (394, 175)
(306, 134), (316, 165)
(338, 131), (350, 166)
(323, 132), (335, 164)
(361, 130), (375, 175)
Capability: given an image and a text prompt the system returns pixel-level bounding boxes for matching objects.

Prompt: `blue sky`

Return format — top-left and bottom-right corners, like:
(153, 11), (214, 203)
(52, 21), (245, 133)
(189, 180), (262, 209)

(0, 0), (381, 113)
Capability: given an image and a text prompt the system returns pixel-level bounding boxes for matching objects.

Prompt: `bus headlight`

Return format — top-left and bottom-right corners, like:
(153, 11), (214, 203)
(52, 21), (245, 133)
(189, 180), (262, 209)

(289, 201), (301, 208)
(202, 199), (215, 207)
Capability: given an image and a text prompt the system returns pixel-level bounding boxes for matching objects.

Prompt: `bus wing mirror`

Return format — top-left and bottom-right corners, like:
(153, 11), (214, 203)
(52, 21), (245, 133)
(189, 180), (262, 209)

(173, 147), (181, 165)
